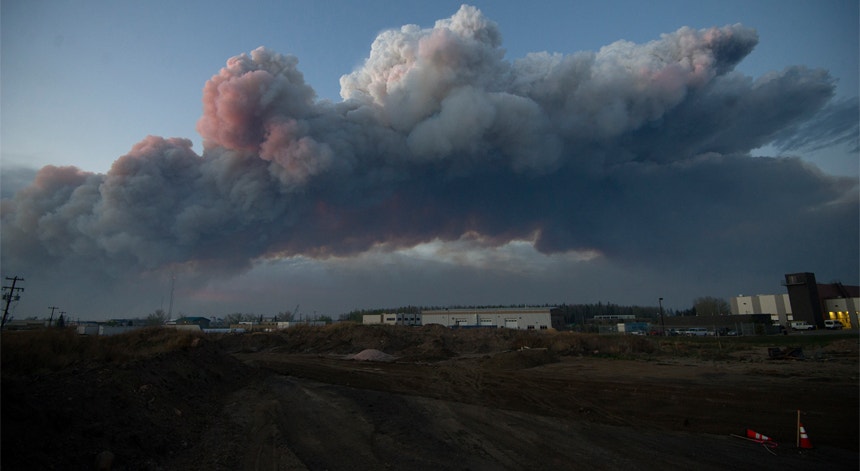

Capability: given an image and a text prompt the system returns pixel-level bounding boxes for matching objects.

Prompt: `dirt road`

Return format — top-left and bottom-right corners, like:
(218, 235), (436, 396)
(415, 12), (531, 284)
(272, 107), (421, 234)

(223, 350), (858, 470)
(2, 327), (857, 470)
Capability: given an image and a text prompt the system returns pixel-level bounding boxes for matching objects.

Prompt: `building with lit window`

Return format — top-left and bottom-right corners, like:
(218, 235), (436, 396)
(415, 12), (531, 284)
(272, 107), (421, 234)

(730, 273), (859, 329)
(783, 272), (859, 329)
(824, 297), (859, 328)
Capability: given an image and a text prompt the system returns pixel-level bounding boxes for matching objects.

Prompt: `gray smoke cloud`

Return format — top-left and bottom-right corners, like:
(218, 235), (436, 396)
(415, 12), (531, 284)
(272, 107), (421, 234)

(2, 5), (857, 314)
(772, 97), (860, 154)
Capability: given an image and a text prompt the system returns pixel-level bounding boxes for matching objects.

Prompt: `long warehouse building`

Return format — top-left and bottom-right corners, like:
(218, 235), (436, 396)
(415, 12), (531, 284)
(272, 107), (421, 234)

(420, 307), (554, 330)
(362, 307), (556, 330)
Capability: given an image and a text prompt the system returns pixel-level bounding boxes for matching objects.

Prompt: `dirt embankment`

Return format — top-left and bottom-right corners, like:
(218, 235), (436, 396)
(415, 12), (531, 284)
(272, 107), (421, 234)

(2, 326), (858, 470)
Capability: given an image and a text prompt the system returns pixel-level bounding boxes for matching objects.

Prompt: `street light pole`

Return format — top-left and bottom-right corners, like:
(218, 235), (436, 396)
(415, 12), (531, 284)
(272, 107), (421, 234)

(659, 297), (665, 336)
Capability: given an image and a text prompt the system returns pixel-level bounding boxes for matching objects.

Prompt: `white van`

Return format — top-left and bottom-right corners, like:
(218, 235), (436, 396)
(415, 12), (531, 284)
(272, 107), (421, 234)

(685, 327), (709, 336)
(824, 320), (844, 330)
(790, 321), (815, 331)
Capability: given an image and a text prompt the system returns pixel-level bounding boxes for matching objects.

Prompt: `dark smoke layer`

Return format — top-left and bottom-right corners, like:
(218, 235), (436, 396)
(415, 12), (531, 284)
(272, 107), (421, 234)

(2, 5), (857, 294)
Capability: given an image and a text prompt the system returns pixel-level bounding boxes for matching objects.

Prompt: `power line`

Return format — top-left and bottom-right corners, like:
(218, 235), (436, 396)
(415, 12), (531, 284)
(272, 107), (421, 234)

(1, 276), (25, 330)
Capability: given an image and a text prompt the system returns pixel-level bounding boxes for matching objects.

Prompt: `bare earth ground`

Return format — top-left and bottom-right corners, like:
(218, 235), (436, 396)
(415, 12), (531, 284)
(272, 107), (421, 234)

(2, 325), (858, 470)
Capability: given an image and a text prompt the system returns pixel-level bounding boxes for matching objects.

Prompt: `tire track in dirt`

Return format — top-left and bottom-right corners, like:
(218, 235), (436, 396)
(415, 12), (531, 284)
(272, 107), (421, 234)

(228, 351), (858, 470)
(237, 352), (858, 453)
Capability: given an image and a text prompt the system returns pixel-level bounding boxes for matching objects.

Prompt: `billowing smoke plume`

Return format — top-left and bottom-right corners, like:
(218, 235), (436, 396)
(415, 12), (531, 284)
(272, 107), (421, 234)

(2, 5), (857, 300)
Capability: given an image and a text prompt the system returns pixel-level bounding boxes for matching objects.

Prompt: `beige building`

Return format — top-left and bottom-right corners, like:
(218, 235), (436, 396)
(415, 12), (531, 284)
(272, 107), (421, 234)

(362, 313), (421, 326)
(824, 297), (859, 329)
(730, 294), (793, 325)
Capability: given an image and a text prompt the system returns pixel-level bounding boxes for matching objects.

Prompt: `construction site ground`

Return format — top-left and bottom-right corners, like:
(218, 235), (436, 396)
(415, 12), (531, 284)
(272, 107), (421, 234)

(2, 325), (857, 470)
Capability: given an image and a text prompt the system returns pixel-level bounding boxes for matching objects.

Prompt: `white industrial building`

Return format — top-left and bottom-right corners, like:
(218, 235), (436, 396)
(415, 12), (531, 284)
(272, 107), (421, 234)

(420, 308), (553, 330)
(731, 294), (793, 326)
(361, 307), (554, 330)
(362, 312), (421, 326)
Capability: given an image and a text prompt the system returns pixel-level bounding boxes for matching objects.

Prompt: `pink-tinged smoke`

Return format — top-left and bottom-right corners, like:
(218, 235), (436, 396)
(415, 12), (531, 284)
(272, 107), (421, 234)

(1, 5), (856, 300)
(197, 48), (315, 152)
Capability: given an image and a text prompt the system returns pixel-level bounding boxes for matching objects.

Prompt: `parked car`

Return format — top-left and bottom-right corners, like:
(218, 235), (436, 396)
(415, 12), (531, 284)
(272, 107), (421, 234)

(824, 320), (844, 330)
(685, 327), (710, 336)
(790, 321), (815, 331)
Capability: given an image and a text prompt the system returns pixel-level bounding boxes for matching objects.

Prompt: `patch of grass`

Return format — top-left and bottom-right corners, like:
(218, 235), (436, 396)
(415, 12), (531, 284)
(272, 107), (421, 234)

(650, 332), (857, 360)
(1, 327), (204, 374)
(514, 331), (656, 357)
(724, 332), (855, 349)
(6, 326), (849, 374)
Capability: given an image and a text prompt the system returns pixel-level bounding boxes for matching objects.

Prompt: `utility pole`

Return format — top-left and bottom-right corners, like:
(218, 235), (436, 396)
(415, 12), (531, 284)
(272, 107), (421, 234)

(659, 297), (666, 336)
(2, 276), (25, 330)
(167, 273), (176, 320)
(48, 306), (59, 327)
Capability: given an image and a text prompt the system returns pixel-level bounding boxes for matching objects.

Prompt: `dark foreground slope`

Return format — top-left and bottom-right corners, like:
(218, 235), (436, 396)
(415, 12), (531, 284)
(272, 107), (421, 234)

(2, 325), (857, 470)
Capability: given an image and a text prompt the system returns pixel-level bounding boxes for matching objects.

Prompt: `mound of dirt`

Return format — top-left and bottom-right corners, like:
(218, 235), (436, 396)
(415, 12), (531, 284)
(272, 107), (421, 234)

(349, 348), (396, 362)
(1, 335), (256, 471)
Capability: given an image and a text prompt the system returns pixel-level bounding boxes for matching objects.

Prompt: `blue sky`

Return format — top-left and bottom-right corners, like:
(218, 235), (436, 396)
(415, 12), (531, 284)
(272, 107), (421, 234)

(1, 1), (858, 320)
(3, 0), (857, 175)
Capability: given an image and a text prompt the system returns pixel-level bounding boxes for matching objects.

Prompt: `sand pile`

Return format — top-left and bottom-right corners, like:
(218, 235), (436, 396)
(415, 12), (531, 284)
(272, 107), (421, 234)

(350, 349), (396, 362)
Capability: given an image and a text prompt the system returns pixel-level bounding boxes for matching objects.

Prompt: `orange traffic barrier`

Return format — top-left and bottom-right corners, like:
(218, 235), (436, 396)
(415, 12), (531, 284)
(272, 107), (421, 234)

(746, 429), (775, 444)
(798, 424), (813, 449)
(732, 428), (778, 454)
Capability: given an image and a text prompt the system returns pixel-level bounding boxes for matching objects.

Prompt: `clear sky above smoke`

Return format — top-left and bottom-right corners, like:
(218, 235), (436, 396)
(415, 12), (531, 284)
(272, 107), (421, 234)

(1, 1), (857, 320)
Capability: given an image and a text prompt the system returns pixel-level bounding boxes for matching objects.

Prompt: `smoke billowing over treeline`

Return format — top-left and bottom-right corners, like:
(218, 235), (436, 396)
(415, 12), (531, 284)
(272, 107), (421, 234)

(1, 5), (857, 317)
